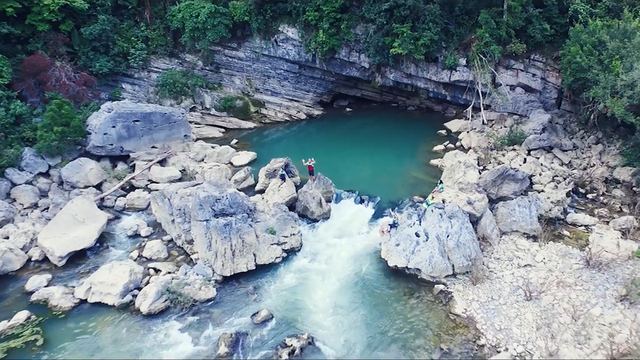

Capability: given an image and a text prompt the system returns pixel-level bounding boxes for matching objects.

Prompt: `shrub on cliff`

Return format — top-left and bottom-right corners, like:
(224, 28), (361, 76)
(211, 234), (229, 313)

(0, 90), (36, 171)
(216, 95), (253, 119)
(155, 69), (220, 102)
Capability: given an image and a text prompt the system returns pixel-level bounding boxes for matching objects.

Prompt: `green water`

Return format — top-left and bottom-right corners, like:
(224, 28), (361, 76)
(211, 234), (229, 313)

(236, 107), (450, 206)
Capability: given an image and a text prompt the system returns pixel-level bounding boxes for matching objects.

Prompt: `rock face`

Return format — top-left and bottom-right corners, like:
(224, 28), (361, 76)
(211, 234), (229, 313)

(150, 181), (302, 277)
(74, 260), (144, 306)
(37, 196), (110, 266)
(478, 165), (530, 200)
(30, 286), (80, 311)
(115, 27), (566, 123)
(494, 196), (541, 235)
(380, 202), (482, 281)
(0, 242), (28, 275)
(254, 158), (301, 192)
(85, 101), (192, 156)
(61, 158), (108, 188)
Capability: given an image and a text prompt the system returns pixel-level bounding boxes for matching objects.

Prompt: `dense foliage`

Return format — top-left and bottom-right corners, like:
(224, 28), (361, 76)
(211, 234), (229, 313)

(1, 0), (640, 169)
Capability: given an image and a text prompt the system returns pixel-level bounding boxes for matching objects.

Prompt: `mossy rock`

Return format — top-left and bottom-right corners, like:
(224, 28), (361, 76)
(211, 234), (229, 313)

(0, 317), (45, 359)
(215, 95), (256, 120)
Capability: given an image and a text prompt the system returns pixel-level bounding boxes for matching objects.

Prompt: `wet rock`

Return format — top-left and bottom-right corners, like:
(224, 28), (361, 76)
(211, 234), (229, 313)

(0, 242), (28, 275)
(295, 185), (331, 221)
(230, 151), (257, 167)
(10, 184), (41, 208)
(139, 227), (153, 238)
(150, 180), (302, 277)
(125, 189), (151, 211)
(304, 173), (335, 203)
(74, 260), (145, 306)
(479, 165), (530, 201)
(142, 240), (168, 261)
(24, 273), (53, 293)
(476, 209), (501, 246)
(4, 167), (35, 185)
(85, 100), (192, 156)
(61, 158), (108, 188)
(275, 333), (316, 360)
(37, 196), (109, 266)
(148, 165), (182, 183)
(566, 212), (598, 227)
(609, 215), (637, 232)
(437, 129), (448, 136)
(494, 195), (541, 235)
(19, 148), (49, 175)
(215, 332), (247, 359)
(264, 176), (297, 207)
(251, 308), (274, 324)
(30, 286), (80, 311)
(432, 144), (446, 153)
(135, 276), (171, 315)
(0, 178), (10, 200)
(230, 167), (255, 190)
(443, 119), (469, 133)
(255, 157), (301, 192)
(0, 310), (36, 334)
(0, 200), (17, 227)
(381, 202), (482, 281)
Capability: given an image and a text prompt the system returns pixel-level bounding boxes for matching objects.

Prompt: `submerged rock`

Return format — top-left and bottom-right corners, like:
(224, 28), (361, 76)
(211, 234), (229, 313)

(251, 308), (274, 324)
(275, 333), (316, 360)
(37, 196), (109, 266)
(215, 332), (247, 359)
(85, 101), (192, 156)
(151, 180), (302, 277)
(30, 286), (80, 312)
(74, 260), (144, 306)
(380, 202), (482, 281)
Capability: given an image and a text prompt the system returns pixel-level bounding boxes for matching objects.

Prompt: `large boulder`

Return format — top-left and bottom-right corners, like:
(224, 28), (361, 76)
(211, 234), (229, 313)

(380, 202), (482, 281)
(74, 260), (144, 306)
(230, 167), (255, 190)
(263, 176), (298, 207)
(230, 151), (257, 167)
(24, 273), (53, 293)
(37, 196), (110, 266)
(478, 165), (530, 200)
(0, 242), (28, 275)
(85, 101), (192, 156)
(150, 181), (302, 277)
(19, 148), (49, 175)
(255, 158), (301, 192)
(439, 187), (488, 219)
(30, 286), (80, 311)
(295, 186), (331, 221)
(125, 189), (151, 211)
(10, 185), (40, 208)
(0, 200), (17, 227)
(60, 158), (108, 188)
(134, 276), (171, 315)
(439, 150), (488, 219)
(301, 173), (335, 203)
(494, 195), (541, 235)
(148, 165), (182, 183)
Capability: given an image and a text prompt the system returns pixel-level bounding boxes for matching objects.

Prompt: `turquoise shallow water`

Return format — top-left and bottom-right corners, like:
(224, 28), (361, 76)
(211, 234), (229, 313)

(235, 106), (450, 206)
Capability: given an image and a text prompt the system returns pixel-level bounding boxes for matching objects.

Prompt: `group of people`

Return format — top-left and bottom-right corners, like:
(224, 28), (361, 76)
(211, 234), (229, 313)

(278, 158), (316, 183)
(379, 179), (445, 236)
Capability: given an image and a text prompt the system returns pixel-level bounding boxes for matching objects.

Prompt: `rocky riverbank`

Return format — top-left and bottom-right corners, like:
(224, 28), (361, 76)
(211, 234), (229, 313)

(381, 108), (640, 359)
(0, 101), (339, 359)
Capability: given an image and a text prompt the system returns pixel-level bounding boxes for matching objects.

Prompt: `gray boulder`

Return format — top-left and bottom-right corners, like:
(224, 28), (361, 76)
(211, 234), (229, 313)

(134, 276), (171, 315)
(255, 158), (301, 192)
(251, 309), (274, 324)
(0, 178), (10, 200)
(476, 209), (501, 246)
(4, 168), (34, 185)
(0, 200), (17, 227)
(0, 242), (28, 275)
(479, 165), (530, 200)
(37, 196), (110, 266)
(61, 158), (108, 188)
(30, 286), (80, 312)
(150, 181), (302, 277)
(263, 176), (297, 207)
(10, 185), (41, 208)
(494, 196), (541, 235)
(19, 148), (49, 175)
(24, 273), (53, 293)
(230, 167), (255, 190)
(609, 215), (638, 232)
(301, 173), (335, 203)
(230, 151), (257, 167)
(294, 174), (335, 221)
(85, 101), (192, 156)
(74, 260), (144, 306)
(380, 202), (482, 281)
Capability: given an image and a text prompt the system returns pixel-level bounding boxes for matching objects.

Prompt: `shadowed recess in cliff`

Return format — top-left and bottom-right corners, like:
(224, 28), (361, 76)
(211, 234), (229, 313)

(236, 107), (449, 206)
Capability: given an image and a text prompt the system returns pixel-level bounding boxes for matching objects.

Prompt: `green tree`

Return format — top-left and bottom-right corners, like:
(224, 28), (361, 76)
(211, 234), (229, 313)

(35, 97), (86, 156)
(560, 11), (640, 127)
(0, 55), (11, 85)
(0, 90), (35, 171)
(168, 0), (233, 51)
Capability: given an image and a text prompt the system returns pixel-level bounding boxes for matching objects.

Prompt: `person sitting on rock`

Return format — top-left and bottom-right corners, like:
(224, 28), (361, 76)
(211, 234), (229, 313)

(387, 210), (399, 232)
(432, 179), (444, 194)
(278, 168), (287, 182)
(302, 158), (315, 181)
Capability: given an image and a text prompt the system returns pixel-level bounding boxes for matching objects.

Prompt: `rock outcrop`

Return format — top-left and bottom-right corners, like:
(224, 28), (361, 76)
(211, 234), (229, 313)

(74, 260), (144, 306)
(151, 180), (302, 276)
(380, 202), (482, 281)
(37, 196), (110, 266)
(85, 101), (192, 156)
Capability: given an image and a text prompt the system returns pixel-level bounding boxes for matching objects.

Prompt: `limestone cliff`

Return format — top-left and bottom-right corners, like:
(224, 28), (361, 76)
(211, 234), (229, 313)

(109, 26), (570, 123)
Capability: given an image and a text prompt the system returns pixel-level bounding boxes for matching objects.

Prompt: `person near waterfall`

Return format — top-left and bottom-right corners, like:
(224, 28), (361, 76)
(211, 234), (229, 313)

(302, 158), (315, 181)
(380, 210), (399, 236)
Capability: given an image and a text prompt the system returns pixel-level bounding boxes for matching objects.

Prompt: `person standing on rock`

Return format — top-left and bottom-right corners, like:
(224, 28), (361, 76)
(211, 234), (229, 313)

(302, 158), (315, 181)
(278, 168), (287, 182)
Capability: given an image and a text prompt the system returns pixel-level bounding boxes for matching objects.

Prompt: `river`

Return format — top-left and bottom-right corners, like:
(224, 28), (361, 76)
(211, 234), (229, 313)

(0, 107), (477, 359)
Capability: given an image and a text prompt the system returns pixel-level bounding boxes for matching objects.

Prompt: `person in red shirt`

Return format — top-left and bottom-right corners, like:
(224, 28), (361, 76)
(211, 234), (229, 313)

(302, 158), (315, 181)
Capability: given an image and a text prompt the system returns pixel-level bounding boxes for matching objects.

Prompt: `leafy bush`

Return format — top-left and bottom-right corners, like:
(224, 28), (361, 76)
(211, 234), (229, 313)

(35, 96), (88, 156)
(443, 54), (458, 70)
(168, 0), (233, 51)
(0, 90), (35, 171)
(506, 39), (527, 56)
(298, 0), (353, 57)
(491, 126), (527, 149)
(155, 69), (219, 101)
(216, 95), (253, 119)
(267, 226), (276, 235)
